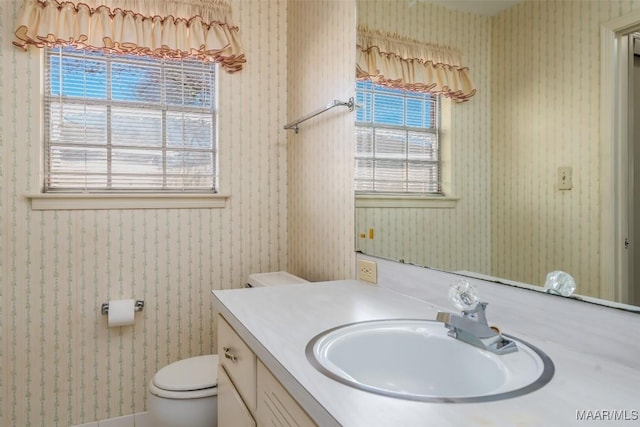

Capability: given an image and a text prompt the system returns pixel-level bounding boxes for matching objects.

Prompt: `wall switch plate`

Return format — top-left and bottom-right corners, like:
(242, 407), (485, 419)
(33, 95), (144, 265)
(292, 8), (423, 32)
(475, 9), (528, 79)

(358, 259), (377, 284)
(557, 166), (573, 190)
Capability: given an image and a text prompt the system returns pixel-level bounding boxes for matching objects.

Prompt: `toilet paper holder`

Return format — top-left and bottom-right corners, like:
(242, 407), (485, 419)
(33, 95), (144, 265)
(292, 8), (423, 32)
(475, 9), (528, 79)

(101, 300), (145, 315)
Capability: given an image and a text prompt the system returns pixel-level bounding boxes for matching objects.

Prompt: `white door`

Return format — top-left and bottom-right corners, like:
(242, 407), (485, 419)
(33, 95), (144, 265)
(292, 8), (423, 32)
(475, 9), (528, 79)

(631, 35), (640, 305)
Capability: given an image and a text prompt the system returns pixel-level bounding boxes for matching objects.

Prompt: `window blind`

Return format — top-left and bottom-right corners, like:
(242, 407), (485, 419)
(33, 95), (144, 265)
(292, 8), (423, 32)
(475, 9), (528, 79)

(44, 46), (217, 192)
(355, 81), (441, 195)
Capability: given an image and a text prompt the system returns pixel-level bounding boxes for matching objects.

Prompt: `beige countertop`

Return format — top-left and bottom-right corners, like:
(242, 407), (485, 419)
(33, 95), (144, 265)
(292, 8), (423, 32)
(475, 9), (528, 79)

(211, 276), (640, 427)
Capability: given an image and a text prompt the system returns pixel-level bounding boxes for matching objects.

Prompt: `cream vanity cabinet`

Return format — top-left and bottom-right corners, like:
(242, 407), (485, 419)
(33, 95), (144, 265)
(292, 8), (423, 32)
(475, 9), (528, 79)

(217, 314), (316, 427)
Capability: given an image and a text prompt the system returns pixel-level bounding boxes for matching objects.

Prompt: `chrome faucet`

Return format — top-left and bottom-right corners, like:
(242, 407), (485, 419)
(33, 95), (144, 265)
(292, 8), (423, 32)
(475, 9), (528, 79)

(436, 280), (518, 355)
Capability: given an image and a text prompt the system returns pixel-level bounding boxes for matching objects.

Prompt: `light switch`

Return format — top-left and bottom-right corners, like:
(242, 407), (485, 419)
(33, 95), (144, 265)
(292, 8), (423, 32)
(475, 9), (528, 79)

(558, 167), (572, 190)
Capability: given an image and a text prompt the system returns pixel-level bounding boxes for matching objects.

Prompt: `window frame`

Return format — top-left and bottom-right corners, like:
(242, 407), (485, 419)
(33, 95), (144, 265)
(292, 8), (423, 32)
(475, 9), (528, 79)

(354, 81), (457, 208)
(27, 48), (229, 210)
(43, 46), (220, 194)
(355, 81), (441, 195)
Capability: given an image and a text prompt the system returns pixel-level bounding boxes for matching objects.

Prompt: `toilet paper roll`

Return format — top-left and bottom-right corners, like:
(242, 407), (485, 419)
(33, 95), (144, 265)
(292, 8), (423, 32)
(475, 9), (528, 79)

(107, 299), (136, 327)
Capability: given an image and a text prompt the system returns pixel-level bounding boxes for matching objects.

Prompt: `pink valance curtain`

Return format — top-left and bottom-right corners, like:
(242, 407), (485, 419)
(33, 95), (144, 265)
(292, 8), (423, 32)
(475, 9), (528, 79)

(357, 27), (475, 102)
(13, 0), (246, 73)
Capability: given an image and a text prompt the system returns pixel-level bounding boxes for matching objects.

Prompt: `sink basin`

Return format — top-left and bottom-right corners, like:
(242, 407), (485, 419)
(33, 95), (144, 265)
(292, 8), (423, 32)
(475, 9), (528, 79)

(306, 319), (554, 402)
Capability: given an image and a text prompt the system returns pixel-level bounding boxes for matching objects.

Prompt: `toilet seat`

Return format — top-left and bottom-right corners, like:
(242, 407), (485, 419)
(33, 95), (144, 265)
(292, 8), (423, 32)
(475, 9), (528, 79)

(149, 354), (219, 399)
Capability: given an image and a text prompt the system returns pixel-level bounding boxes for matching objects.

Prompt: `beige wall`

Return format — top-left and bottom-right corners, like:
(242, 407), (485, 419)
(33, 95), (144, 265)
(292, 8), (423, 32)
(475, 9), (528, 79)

(355, 0), (493, 273)
(287, 1), (356, 281)
(491, 0), (640, 297)
(0, 0), (357, 424)
(0, 0), (293, 425)
(13, 0), (640, 424)
(356, 0), (640, 298)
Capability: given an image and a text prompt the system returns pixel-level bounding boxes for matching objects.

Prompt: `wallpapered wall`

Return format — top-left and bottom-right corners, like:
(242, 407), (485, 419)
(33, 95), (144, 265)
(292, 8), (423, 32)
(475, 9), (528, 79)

(491, 0), (640, 299)
(0, 0), (355, 425)
(287, 1), (356, 282)
(355, 0), (640, 299)
(355, 0), (493, 274)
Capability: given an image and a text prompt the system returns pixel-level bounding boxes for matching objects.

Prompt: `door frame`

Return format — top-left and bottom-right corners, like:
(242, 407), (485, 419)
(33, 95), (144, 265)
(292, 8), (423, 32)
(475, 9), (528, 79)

(601, 11), (640, 303)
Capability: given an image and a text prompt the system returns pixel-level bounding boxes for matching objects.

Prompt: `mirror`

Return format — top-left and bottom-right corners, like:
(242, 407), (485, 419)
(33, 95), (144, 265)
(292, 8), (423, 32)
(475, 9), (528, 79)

(355, 0), (640, 310)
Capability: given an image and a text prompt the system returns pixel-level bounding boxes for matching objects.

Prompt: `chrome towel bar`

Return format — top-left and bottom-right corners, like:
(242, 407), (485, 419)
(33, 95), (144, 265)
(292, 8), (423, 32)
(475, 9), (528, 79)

(284, 97), (356, 133)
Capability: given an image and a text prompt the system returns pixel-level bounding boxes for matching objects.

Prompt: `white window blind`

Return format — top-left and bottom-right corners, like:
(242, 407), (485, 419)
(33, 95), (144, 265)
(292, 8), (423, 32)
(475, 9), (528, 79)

(44, 46), (217, 193)
(355, 81), (441, 195)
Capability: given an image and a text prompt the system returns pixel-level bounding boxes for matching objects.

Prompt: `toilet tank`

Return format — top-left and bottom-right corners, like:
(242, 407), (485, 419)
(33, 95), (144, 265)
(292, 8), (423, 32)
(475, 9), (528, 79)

(246, 271), (309, 288)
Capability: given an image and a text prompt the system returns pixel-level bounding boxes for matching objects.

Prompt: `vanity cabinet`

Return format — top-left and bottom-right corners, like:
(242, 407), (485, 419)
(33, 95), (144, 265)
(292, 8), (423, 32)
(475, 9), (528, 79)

(256, 360), (315, 426)
(218, 315), (257, 413)
(218, 366), (256, 427)
(217, 314), (316, 427)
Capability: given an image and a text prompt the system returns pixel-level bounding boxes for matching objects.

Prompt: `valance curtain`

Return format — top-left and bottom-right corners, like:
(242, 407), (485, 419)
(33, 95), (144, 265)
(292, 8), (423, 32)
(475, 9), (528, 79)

(13, 0), (245, 73)
(357, 27), (475, 102)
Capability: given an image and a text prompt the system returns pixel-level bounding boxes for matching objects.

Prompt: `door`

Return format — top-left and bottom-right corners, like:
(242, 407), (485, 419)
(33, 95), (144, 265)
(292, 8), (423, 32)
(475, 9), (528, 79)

(632, 35), (640, 305)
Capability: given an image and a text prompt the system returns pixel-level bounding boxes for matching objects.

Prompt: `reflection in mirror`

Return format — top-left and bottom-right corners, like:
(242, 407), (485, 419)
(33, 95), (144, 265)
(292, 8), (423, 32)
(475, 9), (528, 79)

(355, 0), (640, 309)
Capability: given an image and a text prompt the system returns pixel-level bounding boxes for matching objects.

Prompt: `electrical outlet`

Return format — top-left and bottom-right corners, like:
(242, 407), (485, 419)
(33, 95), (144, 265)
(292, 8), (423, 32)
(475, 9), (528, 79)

(358, 259), (377, 284)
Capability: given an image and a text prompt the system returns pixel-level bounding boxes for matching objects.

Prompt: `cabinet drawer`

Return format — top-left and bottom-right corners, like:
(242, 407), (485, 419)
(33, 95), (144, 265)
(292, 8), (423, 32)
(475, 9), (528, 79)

(217, 314), (257, 413)
(257, 360), (316, 427)
(218, 365), (256, 427)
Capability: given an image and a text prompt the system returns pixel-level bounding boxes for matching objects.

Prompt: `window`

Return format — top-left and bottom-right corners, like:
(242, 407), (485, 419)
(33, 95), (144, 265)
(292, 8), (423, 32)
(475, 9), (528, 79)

(355, 81), (442, 195)
(44, 46), (217, 193)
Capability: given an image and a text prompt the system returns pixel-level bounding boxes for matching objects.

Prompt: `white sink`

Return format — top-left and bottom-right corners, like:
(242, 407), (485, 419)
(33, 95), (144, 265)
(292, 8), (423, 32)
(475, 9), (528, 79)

(306, 319), (554, 402)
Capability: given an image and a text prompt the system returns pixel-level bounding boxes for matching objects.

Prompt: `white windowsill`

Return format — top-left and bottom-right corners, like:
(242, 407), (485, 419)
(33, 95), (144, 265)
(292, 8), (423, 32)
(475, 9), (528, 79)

(26, 193), (230, 210)
(355, 194), (459, 208)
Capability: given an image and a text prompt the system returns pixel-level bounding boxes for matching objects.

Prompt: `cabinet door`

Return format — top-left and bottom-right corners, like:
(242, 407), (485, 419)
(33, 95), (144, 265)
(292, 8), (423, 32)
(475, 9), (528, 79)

(257, 361), (316, 427)
(218, 314), (257, 412)
(218, 365), (256, 427)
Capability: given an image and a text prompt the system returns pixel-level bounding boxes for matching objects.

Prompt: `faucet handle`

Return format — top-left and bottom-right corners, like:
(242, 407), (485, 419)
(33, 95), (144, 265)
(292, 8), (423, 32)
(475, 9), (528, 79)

(448, 279), (479, 311)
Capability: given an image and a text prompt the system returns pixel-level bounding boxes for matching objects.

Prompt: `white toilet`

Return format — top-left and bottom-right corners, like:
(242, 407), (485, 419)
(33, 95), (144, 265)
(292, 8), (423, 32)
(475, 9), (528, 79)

(147, 271), (309, 427)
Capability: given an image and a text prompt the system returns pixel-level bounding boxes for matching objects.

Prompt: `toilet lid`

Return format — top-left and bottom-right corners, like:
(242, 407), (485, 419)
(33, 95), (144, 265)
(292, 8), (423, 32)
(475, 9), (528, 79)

(153, 354), (219, 392)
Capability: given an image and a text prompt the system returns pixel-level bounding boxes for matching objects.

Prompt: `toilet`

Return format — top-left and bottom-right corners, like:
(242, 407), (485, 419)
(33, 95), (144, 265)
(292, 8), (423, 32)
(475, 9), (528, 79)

(147, 271), (309, 427)
(246, 270), (309, 288)
(147, 354), (219, 427)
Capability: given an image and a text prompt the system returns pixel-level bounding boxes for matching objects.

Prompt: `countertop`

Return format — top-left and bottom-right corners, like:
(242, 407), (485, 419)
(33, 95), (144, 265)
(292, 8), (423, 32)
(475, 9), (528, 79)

(211, 279), (640, 427)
